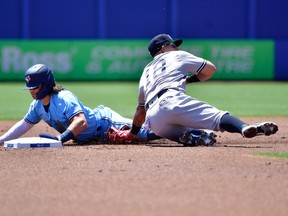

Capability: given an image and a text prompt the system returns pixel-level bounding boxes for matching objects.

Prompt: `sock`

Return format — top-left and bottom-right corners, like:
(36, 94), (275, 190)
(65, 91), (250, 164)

(147, 132), (161, 141)
(220, 114), (246, 133)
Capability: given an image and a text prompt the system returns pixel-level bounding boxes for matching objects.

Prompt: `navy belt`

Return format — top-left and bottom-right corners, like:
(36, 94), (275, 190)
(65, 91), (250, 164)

(146, 89), (169, 109)
(157, 88), (169, 98)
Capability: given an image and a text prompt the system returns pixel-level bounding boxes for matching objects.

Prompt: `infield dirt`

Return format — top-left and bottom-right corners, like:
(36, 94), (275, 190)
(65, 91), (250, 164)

(0, 117), (287, 216)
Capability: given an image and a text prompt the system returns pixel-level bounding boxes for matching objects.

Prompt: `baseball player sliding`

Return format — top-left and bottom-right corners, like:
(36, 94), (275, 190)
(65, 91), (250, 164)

(0, 64), (161, 145)
(109, 34), (278, 146)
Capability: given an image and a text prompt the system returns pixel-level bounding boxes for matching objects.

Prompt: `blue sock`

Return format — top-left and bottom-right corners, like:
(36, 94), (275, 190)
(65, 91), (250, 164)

(147, 132), (161, 141)
(220, 114), (246, 133)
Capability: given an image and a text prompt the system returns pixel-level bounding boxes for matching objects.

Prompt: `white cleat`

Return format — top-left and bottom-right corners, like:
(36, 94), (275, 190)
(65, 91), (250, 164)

(242, 122), (278, 138)
(241, 124), (257, 138)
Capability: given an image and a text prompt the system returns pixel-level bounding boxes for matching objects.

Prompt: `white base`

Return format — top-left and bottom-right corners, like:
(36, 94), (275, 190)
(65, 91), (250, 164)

(4, 137), (62, 148)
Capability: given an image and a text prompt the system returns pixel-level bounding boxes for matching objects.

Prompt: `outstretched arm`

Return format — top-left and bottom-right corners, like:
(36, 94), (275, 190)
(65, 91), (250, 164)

(0, 119), (34, 144)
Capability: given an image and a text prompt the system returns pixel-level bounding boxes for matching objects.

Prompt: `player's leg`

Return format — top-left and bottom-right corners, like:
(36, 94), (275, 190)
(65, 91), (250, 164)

(219, 113), (278, 138)
(152, 91), (226, 131)
(145, 91), (220, 146)
(155, 92), (278, 139)
(145, 107), (217, 146)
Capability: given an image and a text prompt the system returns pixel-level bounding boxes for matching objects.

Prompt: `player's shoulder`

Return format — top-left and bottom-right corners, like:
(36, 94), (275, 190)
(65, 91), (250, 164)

(174, 50), (192, 56)
(161, 50), (192, 60)
(30, 99), (41, 107)
(55, 89), (73, 96)
(52, 89), (77, 100)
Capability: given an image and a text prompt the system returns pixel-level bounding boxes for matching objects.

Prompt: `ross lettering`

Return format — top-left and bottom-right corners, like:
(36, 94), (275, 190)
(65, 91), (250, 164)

(1, 47), (73, 74)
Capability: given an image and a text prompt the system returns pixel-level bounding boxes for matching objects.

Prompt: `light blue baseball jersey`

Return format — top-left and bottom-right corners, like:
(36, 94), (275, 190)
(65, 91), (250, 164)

(24, 89), (151, 143)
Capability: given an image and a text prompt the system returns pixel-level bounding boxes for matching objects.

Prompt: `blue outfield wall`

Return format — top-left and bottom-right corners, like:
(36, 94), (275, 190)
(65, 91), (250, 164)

(0, 0), (288, 40)
(275, 41), (288, 81)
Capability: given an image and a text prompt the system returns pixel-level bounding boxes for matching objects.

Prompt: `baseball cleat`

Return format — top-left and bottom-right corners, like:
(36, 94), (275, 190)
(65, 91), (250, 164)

(241, 124), (257, 138)
(179, 129), (217, 147)
(241, 122), (278, 138)
(255, 122), (278, 136)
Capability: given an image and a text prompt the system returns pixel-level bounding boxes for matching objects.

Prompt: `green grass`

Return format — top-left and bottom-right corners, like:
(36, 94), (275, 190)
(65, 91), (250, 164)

(255, 152), (288, 159)
(0, 81), (287, 120)
(188, 81), (288, 117)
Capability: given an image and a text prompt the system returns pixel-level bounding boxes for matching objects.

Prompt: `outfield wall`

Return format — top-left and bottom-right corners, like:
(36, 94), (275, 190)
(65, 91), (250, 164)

(1, 0), (287, 40)
(0, 40), (286, 81)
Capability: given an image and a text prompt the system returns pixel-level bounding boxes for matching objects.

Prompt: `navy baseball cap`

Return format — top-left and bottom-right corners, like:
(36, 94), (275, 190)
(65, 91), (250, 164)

(148, 34), (183, 57)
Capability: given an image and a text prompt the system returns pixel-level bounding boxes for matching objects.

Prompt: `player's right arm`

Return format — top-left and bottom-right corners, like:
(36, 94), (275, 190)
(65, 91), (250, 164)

(0, 119), (34, 144)
(129, 82), (147, 137)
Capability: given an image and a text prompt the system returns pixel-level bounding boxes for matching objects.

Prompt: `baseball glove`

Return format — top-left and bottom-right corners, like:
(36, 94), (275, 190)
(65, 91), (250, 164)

(107, 126), (138, 144)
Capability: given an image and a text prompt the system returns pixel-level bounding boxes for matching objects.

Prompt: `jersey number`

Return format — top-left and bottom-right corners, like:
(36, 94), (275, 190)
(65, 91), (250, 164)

(145, 59), (166, 87)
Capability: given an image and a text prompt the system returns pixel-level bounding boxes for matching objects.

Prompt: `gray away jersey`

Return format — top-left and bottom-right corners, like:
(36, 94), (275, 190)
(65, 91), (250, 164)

(139, 50), (206, 105)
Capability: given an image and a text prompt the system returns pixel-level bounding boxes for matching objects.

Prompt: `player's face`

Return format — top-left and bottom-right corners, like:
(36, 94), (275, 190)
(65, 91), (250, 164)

(162, 42), (179, 52)
(29, 85), (40, 99)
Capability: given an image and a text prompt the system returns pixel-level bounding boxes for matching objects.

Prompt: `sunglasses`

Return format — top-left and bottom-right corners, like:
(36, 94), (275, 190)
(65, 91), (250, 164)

(164, 42), (177, 48)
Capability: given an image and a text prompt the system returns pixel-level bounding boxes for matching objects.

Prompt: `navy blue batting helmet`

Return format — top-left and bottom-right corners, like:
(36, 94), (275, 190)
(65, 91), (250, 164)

(148, 34), (183, 57)
(23, 64), (56, 99)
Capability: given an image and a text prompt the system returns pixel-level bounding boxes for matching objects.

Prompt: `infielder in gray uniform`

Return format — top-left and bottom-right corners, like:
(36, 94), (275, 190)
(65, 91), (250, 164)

(112, 34), (278, 146)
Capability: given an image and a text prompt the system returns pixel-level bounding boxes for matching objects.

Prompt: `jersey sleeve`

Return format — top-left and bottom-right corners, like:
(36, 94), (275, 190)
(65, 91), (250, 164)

(24, 100), (42, 124)
(180, 51), (207, 75)
(59, 91), (84, 120)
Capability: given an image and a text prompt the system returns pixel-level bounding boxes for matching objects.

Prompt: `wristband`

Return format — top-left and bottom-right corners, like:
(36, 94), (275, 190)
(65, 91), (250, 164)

(186, 74), (200, 83)
(130, 123), (141, 135)
(59, 129), (74, 143)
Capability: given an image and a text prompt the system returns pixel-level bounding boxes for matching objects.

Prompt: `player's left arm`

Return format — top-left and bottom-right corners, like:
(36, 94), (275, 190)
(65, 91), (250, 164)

(196, 60), (216, 81)
(67, 112), (88, 136)
(39, 113), (88, 143)
(56, 112), (88, 143)
(59, 93), (88, 142)
(186, 60), (216, 83)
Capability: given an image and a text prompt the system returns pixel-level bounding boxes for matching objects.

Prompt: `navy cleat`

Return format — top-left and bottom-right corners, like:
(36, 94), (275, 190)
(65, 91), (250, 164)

(179, 129), (217, 147)
(242, 122), (278, 138)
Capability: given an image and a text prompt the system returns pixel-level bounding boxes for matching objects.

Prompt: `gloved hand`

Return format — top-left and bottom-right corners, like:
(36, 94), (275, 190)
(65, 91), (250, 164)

(107, 126), (138, 144)
(39, 130), (74, 143)
(39, 133), (59, 140)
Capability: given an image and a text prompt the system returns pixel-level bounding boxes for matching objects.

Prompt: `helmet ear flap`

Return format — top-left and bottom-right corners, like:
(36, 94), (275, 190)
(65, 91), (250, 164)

(24, 64), (56, 99)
